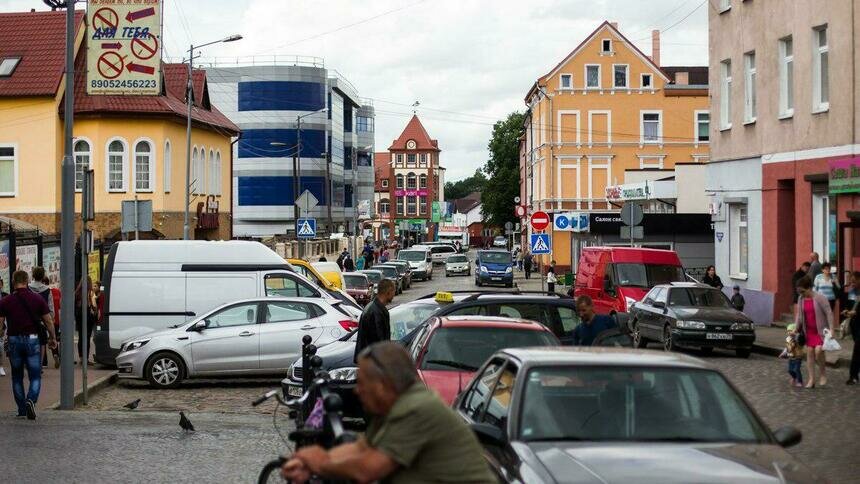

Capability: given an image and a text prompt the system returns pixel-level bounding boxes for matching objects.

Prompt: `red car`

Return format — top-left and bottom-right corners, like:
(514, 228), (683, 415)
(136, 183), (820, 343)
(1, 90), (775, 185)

(343, 272), (373, 306)
(408, 316), (560, 405)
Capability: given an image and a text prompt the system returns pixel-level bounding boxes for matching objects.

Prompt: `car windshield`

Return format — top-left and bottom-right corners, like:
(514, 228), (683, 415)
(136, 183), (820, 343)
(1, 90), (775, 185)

(669, 288), (732, 308)
(361, 271), (382, 283)
(494, 236), (506, 242)
(614, 263), (685, 288)
(421, 327), (556, 372)
(432, 246), (455, 254)
(481, 252), (512, 264)
(389, 264), (407, 274)
(448, 255), (468, 263)
(378, 266), (398, 278)
(398, 251), (427, 262)
(390, 302), (442, 339)
(520, 366), (770, 443)
(344, 275), (368, 289)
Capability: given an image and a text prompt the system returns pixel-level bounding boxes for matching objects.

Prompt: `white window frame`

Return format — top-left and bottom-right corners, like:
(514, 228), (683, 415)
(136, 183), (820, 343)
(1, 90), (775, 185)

(191, 146), (201, 195)
(601, 38), (612, 54)
(640, 110), (663, 144)
(812, 25), (829, 112)
(584, 64), (601, 89)
(132, 138), (155, 193)
(559, 73), (573, 90)
(73, 137), (93, 193)
(380, 200), (390, 214)
(105, 137), (128, 193)
(557, 109), (581, 145)
(208, 149), (217, 194)
(0, 142), (19, 197)
(694, 110), (709, 145)
(743, 52), (756, 123)
(720, 60), (732, 130)
(612, 64), (629, 89)
(729, 203), (749, 279)
(640, 73), (653, 89)
(163, 139), (172, 193)
(212, 151), (222, 196)
(638, 155), (664, 169)
(587, 110), (612, 146)
(381, 179), (389, 188)
(812, 192), (830, 262)
(779, 37), (794, 118)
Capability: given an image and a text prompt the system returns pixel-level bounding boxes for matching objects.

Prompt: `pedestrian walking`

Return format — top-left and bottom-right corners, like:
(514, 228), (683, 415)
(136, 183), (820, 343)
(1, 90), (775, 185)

(75, 276), (98, 364)
(0, 278), (7, 377)
(547, 267), (557, 294)
(703, 265), (724, 290)
(336, 249), (348, 271)
(841, 271), (860, 385)
(779, 324), (805, 387)
(730, 285), (746, 312)
(795, 275), (835, 388)
(523, 252), (533, 280)
(0, 270), (57, 419)
(791, 262), (811, 315)
(353, 279), (395, 362)
(813, 262), (840, 311)
(809, 252), (823, 280)
(29, 267), (55, 369)
(343, 253), (355, 272)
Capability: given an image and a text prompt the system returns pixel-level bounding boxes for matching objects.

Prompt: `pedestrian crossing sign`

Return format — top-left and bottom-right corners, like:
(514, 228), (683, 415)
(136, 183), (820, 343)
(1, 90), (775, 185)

(297, 218), (316, 238)
(530, 233), (551, 254)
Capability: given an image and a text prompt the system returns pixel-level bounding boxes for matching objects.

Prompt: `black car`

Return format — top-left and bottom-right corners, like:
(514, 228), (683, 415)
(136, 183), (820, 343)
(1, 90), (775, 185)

(629, 282), (755, 357)
(456, 347), (818, 484)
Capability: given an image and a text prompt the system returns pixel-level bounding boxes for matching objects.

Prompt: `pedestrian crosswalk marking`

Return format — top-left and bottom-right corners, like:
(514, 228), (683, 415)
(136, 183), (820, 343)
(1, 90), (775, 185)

(298, 220), (315, 236)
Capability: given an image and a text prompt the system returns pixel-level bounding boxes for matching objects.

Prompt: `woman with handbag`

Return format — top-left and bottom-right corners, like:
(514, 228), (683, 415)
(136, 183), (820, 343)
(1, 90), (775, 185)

(813, 262), (840, 311)
(74, 276), (98, 365)
(795, 275), (835, 388)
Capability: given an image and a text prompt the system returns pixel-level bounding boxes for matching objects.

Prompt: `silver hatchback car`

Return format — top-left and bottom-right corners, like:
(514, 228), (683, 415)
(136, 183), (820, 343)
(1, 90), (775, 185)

(116, 297), (357, 388)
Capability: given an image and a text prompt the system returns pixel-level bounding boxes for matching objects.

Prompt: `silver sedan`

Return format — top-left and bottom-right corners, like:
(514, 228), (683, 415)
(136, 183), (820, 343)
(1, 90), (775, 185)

(116, 297), (357, 388)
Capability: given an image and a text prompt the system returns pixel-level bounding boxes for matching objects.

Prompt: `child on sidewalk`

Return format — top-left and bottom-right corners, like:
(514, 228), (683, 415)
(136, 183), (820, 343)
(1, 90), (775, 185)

(779, 323), (805, 387)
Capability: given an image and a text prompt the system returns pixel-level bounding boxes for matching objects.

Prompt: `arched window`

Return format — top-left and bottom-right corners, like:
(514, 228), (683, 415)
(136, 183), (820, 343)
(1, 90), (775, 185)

(419, 174), (427, 189)
(406, 172), (417, 189)
(200, 147), (208, 195)
(106, 139), (127, 192)
(73, 139), (91, 192)
(379, 198), (390, 214)
(208, 149), (217, 194)
(191, 147), (200, 194)
(395, 174), (404, 189)
(163, 140), (172, 193)
(213, 151), (222, 195)
(134, 140), (153, 192)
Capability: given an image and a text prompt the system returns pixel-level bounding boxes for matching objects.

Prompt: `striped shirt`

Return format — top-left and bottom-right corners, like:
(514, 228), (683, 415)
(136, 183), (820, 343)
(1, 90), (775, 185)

(813, 273), (838, 301)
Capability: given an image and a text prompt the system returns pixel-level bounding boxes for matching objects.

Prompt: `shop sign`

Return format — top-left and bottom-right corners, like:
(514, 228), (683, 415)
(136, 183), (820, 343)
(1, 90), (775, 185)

(829, 157), (860, 194)
(43, 245), (61, 286)
(16, 245), (37, 276)
(605, 182), (650, 201)
(394, 189), (428, 197)
(431, 201), (442, 222)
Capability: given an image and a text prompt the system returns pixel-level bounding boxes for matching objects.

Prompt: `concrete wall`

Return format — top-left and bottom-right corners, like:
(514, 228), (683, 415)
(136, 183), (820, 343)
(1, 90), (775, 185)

(675, 163), (709, 213)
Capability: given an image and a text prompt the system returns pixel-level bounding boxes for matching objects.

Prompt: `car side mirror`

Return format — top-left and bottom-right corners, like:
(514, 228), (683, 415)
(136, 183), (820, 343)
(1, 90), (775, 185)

(190, 320), (207, 332)
(603, 277), (614, 294)
(653, 301), (667, 313)
(470, 422), (506, 446)
(773, 426), (802, 448)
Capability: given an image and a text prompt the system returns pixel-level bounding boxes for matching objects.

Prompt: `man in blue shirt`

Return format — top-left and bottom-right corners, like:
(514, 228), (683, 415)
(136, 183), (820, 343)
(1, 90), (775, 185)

(571, 295), (617, 346)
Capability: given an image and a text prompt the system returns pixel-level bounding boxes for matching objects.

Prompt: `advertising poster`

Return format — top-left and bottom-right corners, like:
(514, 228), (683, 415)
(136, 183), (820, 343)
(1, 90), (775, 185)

(89, 251), (102, 284)
(16, 244), (38, 277)
(0, 240), (9, 292)
(43, 245), (61, 286)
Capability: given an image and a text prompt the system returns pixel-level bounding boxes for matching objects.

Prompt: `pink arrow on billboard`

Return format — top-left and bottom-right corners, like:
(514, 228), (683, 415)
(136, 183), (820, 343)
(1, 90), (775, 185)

(126, 63), (155, 74)
(125, 7), (155, 23)
(101, 42), (122, 50)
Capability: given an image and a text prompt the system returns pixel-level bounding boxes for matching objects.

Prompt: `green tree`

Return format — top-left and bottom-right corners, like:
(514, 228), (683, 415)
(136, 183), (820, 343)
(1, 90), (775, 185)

(444, 168), (487, 200)
(482, 112), (525, 227)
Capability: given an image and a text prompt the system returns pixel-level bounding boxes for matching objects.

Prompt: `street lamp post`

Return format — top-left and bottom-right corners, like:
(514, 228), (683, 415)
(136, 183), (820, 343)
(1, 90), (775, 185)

(351, 145), (373, 238)
(183, 34), (242, 241)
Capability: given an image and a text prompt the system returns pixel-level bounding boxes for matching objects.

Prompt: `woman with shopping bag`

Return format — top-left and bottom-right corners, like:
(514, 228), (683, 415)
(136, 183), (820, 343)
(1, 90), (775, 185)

(795, 275), (835, 388)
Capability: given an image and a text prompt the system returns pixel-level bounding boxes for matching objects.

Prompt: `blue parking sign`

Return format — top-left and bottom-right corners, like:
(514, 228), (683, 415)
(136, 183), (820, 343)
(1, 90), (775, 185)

(530, 234), (551, 254)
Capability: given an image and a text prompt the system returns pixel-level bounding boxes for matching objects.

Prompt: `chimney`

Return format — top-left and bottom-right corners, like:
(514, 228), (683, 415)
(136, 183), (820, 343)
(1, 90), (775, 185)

(651, 30), (661, 67)
(675, 71), (689, 85)
(610, 22), (619, 30)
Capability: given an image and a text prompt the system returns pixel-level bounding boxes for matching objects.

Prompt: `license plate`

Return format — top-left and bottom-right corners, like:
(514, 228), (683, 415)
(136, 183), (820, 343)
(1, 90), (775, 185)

(287, 385), (303, 397)
(491, 277), (502, 281)
(706, 333), (732, 340)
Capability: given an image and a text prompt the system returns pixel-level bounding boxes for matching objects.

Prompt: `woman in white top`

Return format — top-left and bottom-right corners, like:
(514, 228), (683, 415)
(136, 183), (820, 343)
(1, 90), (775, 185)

(813, 262), (839, 311)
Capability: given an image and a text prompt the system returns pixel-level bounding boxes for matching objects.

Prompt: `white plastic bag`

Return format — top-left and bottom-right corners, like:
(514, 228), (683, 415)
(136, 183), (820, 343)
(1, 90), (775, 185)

(822, 329), (842, 352)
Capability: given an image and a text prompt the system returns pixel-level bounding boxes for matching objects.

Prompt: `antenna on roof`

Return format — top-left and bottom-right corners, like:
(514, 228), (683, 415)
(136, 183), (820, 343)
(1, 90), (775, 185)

(411, 101), (420, 114)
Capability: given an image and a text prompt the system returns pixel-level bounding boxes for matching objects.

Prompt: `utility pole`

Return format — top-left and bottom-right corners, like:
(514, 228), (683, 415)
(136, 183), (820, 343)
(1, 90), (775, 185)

(58, 0), (75, 410)
(295, 114), (303, 258)
(325, 148), (332, 235)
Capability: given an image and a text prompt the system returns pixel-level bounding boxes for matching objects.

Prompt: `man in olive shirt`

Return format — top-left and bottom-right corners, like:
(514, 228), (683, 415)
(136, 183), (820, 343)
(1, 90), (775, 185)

(283, 342), (495, 484)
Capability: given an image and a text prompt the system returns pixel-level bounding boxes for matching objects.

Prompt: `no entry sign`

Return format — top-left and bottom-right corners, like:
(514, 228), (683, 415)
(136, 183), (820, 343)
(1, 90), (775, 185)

(530, 211), (550, 231)
(86, 0), (162, 95)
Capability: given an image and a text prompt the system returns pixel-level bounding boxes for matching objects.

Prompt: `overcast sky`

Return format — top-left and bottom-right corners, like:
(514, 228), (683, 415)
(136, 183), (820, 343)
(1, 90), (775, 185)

(10, 0), (708, 182)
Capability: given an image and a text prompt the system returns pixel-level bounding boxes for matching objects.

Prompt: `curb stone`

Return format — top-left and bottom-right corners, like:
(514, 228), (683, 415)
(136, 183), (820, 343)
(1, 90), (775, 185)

(50, 372), (118, 410)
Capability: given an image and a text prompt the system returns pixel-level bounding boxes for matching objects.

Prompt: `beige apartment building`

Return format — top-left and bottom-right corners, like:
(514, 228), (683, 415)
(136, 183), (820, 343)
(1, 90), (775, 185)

(707, 0), (860, 322)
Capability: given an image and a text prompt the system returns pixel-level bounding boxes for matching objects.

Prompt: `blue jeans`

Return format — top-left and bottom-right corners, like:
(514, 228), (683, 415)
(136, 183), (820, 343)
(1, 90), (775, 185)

(788, 358), (803, 384)
(8, 335), (42, 416)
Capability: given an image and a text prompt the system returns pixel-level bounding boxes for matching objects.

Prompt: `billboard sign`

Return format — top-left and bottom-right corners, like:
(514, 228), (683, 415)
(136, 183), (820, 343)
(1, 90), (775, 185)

(86, 0), (163, 95)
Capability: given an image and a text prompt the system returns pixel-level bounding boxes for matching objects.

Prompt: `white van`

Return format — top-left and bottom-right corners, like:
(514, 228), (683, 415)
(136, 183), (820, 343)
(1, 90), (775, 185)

(94, 240), (348, 366)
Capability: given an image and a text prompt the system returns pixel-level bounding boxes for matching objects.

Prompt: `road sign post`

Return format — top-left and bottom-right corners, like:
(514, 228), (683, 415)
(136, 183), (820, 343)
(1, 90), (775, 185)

(297, 218), (317, 238)
(620, 203), (644, 248)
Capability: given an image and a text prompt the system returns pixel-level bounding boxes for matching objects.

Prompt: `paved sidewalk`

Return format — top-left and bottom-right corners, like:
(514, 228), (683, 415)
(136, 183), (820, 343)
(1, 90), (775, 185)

(0, 363), (116, 413)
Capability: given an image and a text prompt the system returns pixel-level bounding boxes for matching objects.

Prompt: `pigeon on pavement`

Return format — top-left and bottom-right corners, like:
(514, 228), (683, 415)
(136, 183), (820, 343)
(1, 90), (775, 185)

(123, 399), (141, 410)
(179, 411), (195, 432)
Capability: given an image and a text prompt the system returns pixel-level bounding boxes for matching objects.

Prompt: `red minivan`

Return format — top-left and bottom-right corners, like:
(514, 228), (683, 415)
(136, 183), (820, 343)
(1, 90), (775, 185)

(573, 247), (686, 314)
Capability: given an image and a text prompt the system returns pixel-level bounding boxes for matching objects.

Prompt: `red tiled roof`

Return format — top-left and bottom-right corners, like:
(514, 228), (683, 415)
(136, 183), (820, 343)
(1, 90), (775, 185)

(65, 50), (239, 135)
(389, 115), (440, 151)
(374, 152), (391, 192)
(0, 10), (85, 97)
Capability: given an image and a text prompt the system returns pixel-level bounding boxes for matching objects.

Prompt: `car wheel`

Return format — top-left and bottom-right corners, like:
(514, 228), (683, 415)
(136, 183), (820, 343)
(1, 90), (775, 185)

(631, 321), (647, 349)
(736, 348), (751, 358)
(506, 283), (513, 288)
(145, 352), (185, 389)
(445, 272), (450, 277)
(476, 279), (482, 287)
(662, 325), (676, 352)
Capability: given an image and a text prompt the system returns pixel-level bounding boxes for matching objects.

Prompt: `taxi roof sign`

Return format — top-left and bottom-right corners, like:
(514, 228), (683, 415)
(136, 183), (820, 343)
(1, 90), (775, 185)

(435, 291), (455, 303)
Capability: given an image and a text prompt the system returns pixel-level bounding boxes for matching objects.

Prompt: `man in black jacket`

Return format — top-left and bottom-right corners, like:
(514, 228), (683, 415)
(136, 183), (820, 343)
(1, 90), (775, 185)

(354, 279), (396, 362)
(843, 271), (860, 385)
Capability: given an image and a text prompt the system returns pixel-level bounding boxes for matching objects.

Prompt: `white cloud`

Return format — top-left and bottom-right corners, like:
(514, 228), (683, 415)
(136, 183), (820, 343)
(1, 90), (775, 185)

(5, 0), (708, 181)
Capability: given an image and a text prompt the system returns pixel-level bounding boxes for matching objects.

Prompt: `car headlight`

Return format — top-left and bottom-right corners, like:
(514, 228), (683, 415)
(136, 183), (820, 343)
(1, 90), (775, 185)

(505, 266), (513, 274)
(123, 339), (150, 351)
(480, 265), (489, 273)
(625, 296), (638, 311)
(731, 322), (753, 331)
(328, 367), (358, 382)
(676, 320), (706, 330)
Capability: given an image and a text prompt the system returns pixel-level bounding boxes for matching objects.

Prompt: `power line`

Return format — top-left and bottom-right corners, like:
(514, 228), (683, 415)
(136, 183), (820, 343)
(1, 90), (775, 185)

(634, 0), (708, 41)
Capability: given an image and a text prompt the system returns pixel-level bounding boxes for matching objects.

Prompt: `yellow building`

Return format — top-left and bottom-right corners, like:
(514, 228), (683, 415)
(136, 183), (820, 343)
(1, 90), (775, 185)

(520, 22), (709, 271)
(0, 10), (237, 244)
